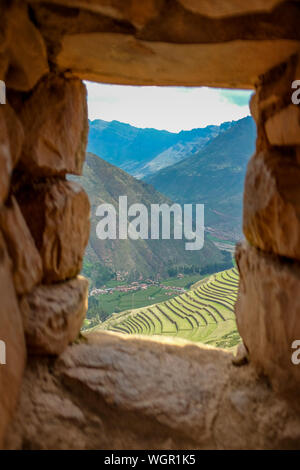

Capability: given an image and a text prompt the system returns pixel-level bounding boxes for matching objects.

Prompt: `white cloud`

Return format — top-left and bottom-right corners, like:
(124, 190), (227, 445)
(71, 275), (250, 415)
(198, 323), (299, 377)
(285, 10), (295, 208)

(86, 82), (252, 133)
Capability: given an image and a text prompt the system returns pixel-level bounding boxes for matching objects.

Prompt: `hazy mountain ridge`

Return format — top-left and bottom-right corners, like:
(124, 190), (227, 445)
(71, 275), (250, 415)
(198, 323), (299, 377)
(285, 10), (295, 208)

(145, 116), (256, 240)
(87, 118), (234, 178)
(70, 153), (231, 284)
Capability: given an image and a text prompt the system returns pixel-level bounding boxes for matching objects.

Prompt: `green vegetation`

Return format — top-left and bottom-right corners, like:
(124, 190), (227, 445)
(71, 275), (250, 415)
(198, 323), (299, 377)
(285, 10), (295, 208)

(81, 259), (114, 289)
(83, 273), (209, 329)
(70, 152), (232, 285)
(94, 268), (241, 349)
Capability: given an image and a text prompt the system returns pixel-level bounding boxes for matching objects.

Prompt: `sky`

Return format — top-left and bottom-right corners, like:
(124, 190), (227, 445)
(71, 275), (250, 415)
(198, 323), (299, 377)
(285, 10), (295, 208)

(86, 82), (253, 133)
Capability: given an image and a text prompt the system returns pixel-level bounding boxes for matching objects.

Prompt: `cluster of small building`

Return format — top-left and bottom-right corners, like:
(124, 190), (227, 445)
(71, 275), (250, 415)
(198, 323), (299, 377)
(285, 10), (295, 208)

(89, 278), (186, 297)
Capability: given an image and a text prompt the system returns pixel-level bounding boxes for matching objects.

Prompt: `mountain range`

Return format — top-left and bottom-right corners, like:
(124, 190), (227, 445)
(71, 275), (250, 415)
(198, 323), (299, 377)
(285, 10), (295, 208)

(146, 116), (256, 240)
(70, 153), (232, 286)
(87, 118), (233, 178)
(87, 116), (256, 241)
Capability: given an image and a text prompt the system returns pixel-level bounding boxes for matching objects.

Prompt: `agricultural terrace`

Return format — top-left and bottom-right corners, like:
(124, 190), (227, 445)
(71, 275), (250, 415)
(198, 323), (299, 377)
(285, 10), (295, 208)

(97, 268), (241, 349)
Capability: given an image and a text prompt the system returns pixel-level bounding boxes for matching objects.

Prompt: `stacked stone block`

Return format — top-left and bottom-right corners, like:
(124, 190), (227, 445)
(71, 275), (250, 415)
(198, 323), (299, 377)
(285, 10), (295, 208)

(235, 52), (300, 402)
(0, 2), (90, 447)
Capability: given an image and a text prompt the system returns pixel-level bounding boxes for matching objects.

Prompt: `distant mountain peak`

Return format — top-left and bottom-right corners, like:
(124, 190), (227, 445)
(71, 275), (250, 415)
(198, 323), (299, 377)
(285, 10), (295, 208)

(87, 117), (240, 178)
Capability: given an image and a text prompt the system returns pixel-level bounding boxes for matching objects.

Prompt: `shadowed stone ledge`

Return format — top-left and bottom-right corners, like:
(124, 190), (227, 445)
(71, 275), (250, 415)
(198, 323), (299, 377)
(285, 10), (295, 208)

(5, 331), (300, 450)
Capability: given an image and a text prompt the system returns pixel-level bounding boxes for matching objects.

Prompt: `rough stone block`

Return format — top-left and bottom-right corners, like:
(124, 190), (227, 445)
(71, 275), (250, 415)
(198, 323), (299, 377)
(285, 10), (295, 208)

(243, 149), (300, 260)
(178, 0), (283, 17)
(235, 241), (300, 401)
(18, 74), (88, 176)
(56, 33), (300, 89)
(20, 276), (88, 355)
(5, 1), (48, 91)
(3, 103), (24, 167)
(0, 104), (24, 205)
(0, 109), (12, 205)
(17, 180), (90, 283)
(7, 330), (300, 450)
(265, 105), (300, 146)
(0, 197), (43, 295)
(30, 0), (163, 28)
(0, 231), (26, 448)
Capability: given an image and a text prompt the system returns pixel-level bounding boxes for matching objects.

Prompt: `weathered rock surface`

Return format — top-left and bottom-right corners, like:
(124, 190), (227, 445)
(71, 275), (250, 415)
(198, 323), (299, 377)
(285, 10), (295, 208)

(3, 104), (24, 168)
(31, 0), (164, 28)
(178, 0), (284, 17)
(235, 241), (300, 402)
(5, 331), (300, 450)
(243, 150), (300, 260)
(57, 36), (300, 88)
(4, 1), (48, 91)
(232, 342), (249, 367)
(17, 180), (90, 283)
(18, 74), (87, 177)
(0, 104), (24, 205)
(0, 197), (43, 295)
(26, 0), (300, 88)
(252, 53), (299, 124)
(0, 232), (26, 449)
(20, 276), (88, 355)
(0, 109), (12, 205)
(0, 45), (8, 82)
(265, 105), (300, 146)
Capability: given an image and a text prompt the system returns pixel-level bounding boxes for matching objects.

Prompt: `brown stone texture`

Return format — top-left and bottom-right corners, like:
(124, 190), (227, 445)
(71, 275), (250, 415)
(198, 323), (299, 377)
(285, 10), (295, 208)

(5, 331), (300, 450)
(0, 109), (12, 205)
(3, 103), (24, 168)
(0, 197), (43, 296)
(265, 105), (300, 146)
(30, 0), (164, 28)
(28, 0), (287, 20)
(243, 149), (300, 260)
(27, 0), (300, 88)
(0, 103), (24, 205)
(18, 74), (88, 177)
(0, 104), (24, 205)
(4, 1), (49, 91)
(178, 0), (283, 18)
(0, 21), (8, 82)
(0, 231), (26, 449)
(235, 241), (300, 402)
(253, 53), (299, 124)
(232, 342), (249, 367)
(57, 36), (300, 88)
(17, 180), (90, 283)
(249, 93), (258, 123)
(20, 276), (88, 355)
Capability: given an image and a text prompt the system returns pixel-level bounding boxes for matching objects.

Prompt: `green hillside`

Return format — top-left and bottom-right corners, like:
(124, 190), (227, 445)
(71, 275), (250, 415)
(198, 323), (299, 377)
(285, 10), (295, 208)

(70, 153), (232, 286)
(146, 117), (256, 240)
(96, 268), (241, 349)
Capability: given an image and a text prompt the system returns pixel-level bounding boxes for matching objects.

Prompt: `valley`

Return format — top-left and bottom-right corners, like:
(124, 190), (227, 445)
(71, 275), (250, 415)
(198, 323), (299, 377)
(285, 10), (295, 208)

(76, 116), (255, 347)
(83, 272), (207, 329)
(94, 267), (241, 349)
(70, 153), (232, 286)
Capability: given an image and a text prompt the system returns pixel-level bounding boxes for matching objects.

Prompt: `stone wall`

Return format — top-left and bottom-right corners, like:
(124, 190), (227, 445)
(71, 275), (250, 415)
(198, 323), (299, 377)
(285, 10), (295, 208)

(236, 52), (300, 403)
(0, 0), (300, 450)
(0, 1), (90, 446)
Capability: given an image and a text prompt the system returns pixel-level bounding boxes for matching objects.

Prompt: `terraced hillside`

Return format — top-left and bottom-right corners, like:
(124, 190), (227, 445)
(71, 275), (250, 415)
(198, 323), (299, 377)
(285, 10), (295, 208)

(98, 268), (241, 349)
